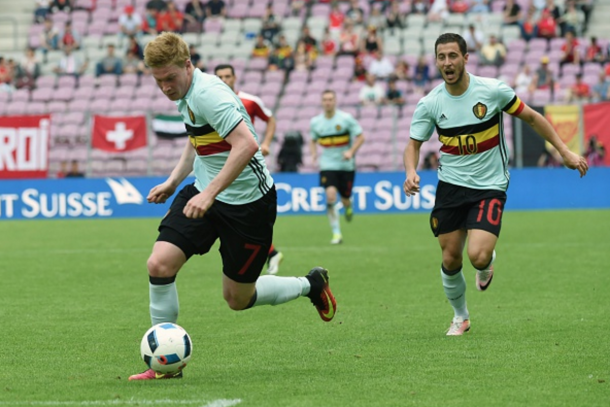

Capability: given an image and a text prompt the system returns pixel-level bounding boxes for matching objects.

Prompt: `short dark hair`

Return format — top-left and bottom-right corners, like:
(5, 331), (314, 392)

(214, 64), (235, 75)
(435, 33), (468, 57)
(322, 89), (336, 97)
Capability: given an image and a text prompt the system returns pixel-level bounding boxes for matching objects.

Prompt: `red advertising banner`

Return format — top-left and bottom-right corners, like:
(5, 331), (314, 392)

(92, 115), (147, 152)
(0, 115), (51, 179)
(583, 102), (610, 166)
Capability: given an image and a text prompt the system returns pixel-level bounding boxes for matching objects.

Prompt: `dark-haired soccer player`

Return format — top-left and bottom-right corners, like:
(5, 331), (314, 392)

(214, 63), (283, 275)
(129, 33), (337, 380)
(403, 33), (588, 336)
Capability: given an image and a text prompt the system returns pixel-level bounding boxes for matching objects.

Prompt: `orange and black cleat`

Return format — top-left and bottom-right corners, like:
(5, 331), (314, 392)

(306, 267), (337, 322)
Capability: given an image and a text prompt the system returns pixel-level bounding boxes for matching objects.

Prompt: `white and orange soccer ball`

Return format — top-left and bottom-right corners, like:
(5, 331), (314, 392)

(140, 323), (193, 374)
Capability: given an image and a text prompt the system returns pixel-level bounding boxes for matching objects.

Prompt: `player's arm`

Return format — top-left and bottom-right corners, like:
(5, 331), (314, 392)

(309, 138), (318, 164)
(260, 115), (276, 156)
(344, 133), (364, 160)
(403, 138), (423, 196)
(147, 140), (195, 203)
(515, 104), (588, 177)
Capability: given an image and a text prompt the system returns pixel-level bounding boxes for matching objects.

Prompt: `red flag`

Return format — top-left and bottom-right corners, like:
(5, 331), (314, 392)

(92, 115), (147, 152)
(0, 115), (51, 179)
(583, 102), (610, 166)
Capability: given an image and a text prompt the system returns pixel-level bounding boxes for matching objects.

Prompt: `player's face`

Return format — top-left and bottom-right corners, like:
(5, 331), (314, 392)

(321, 92), (336, 113)
(151, 60), (192, 101)
(435, 42), (468, 85)
(215, 68), (236, 91)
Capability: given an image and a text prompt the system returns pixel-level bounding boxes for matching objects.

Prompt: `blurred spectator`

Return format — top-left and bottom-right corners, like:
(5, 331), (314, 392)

(368, 6), (386, 30)
(480, 35), (506, 67)
(338, 22), (359, 56)
(142, 8), (159, 35)
(146, 0), (168, 12)
(360, 26), (383, 55)
(537, 8), (558, 40)
(119, 6), (143, 42)
(53, 45), (87, 77)
(469, 0), (490, 14)
(0, 57), (15, 91)
(252, 35), (270, 58)
(290, 0), (306, 17)
(39, 18), (59, 59)
(14, 48), (40, 89)
(261, 4), (280, 42)
(450, 0), (469, 14)
(585, 37), (605, 65)
(277, 131), (303, 173)
(96, 44), (122, 77)
(157, 1), (184, 33)
(267, 47), (283, 71)
(126, 36), (144, 60)
(566, 73), (590, 102)
(411, 0), (429, 14)
(423, 151), (439, 170)
(529, 56), (555, 93)
(59, 20), (81, 50)
(384, 77), (404, 105)
(413, 55), (430, 93)
(329, 3), (345, 35)
(276, 35), (293, 59)
(184, 0), (205, 33)
(576, 0), (593, 33)
(321, 28), (337, 56)
(502, 0), (522, 26)
(50, 0), (72, 14)
(560, 0), (584, 36)
(560, 31), (581, 71)
(65, 160), (84, 178)
(386, 1), (405, 29)
(606, 63), (610, 77)
(591, 72), (609, 102)
(359, 73), (385, 105)
(293, 41), (313, 72)
(513, 65), (533, 95)
(206, 0), (226, 18)
(463, 24), (484, 54)
(123, 51), (146, 75)
(189, 44), (205, 71)
(394, 60), (412, 81)
(35, 0), (51, 23)
(300, 26), (318, 54)
(585, 135), (606, 166)
(346, 0), (365, 26)
(354, 55), (367, 81)
(520, 9), (538, 42)
(428, 0), (449, 24)
(368, 50), (394, 79)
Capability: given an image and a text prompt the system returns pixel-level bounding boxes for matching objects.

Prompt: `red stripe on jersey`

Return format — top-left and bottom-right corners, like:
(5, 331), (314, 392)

(510, 101), (525, 116)
(195, 140), (232, 156)
(440, 135), (500, 155)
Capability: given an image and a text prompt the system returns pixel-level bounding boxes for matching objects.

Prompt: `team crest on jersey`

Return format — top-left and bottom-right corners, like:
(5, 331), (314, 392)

(473, 102), (487, 120)
(335, 124), (342, 131)
(187, 104), (196, 124)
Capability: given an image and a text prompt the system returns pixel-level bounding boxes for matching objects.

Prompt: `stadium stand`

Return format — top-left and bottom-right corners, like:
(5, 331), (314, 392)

(0, 0), (607, 177)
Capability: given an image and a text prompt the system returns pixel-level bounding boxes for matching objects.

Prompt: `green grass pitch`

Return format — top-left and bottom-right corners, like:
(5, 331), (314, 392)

(1, 210), (608, 406)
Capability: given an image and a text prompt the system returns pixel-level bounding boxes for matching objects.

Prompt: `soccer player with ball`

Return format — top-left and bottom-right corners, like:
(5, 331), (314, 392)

(129, 32), (337, 381)
(403, 33), (589, 336)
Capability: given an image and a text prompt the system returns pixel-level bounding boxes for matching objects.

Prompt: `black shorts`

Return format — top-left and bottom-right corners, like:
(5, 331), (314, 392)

(430, 180), (507, 237)
(320, 170), (355, 199)
(157, 184), (276, 283)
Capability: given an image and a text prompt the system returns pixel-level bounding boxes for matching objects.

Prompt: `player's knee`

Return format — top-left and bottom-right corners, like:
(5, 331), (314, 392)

(147, 255), (177, 278)
(469, 250), (493, 270)
(442, 252), (463, 270)
(223, 293), (251, 311)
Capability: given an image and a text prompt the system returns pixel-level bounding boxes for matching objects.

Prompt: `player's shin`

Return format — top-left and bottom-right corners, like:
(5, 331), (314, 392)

(326, 203), (341, 235)
(251, 275), (311, 306)
(149, 276), (179, 325)
(440, 265), (469, 320)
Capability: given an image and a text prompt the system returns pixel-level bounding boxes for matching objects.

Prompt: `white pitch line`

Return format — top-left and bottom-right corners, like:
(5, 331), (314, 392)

(0, 399), (241, 407)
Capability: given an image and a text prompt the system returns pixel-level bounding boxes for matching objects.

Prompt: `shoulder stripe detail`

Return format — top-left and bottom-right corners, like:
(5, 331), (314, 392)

(185, 123), (215, 135)
(435, 113), (500, 137)
(503, 95), (525, 115)
(222, 118), (243, 138)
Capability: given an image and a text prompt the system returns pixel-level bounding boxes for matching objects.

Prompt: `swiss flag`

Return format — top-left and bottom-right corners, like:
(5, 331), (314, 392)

(92, 115), (148, 152)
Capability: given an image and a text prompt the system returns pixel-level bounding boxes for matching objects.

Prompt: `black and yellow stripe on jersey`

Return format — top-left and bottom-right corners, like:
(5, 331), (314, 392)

(436, 96), (524, 156)
(185, 123), (232, 156)
(317, 131), (351, 148)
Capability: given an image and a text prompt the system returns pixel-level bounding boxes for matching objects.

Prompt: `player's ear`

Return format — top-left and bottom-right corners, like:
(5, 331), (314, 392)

(464, 52), (469, 63)
(185, 59), (193, 70)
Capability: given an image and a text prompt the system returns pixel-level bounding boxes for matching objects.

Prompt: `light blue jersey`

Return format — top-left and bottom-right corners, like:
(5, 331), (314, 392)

(310, 109), (363, 171)
(410, 74), (524, 191)
(176, 69), (273, 204)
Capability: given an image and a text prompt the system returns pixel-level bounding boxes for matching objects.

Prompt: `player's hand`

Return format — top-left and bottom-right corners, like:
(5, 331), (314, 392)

(403, 172), (421, 196)
(147, 181), (176, 204)
(184, 191), (214, 219)
(343, 150), (354, 160)
(562, 151), (589, 177)
(260, 143), (270, 156)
